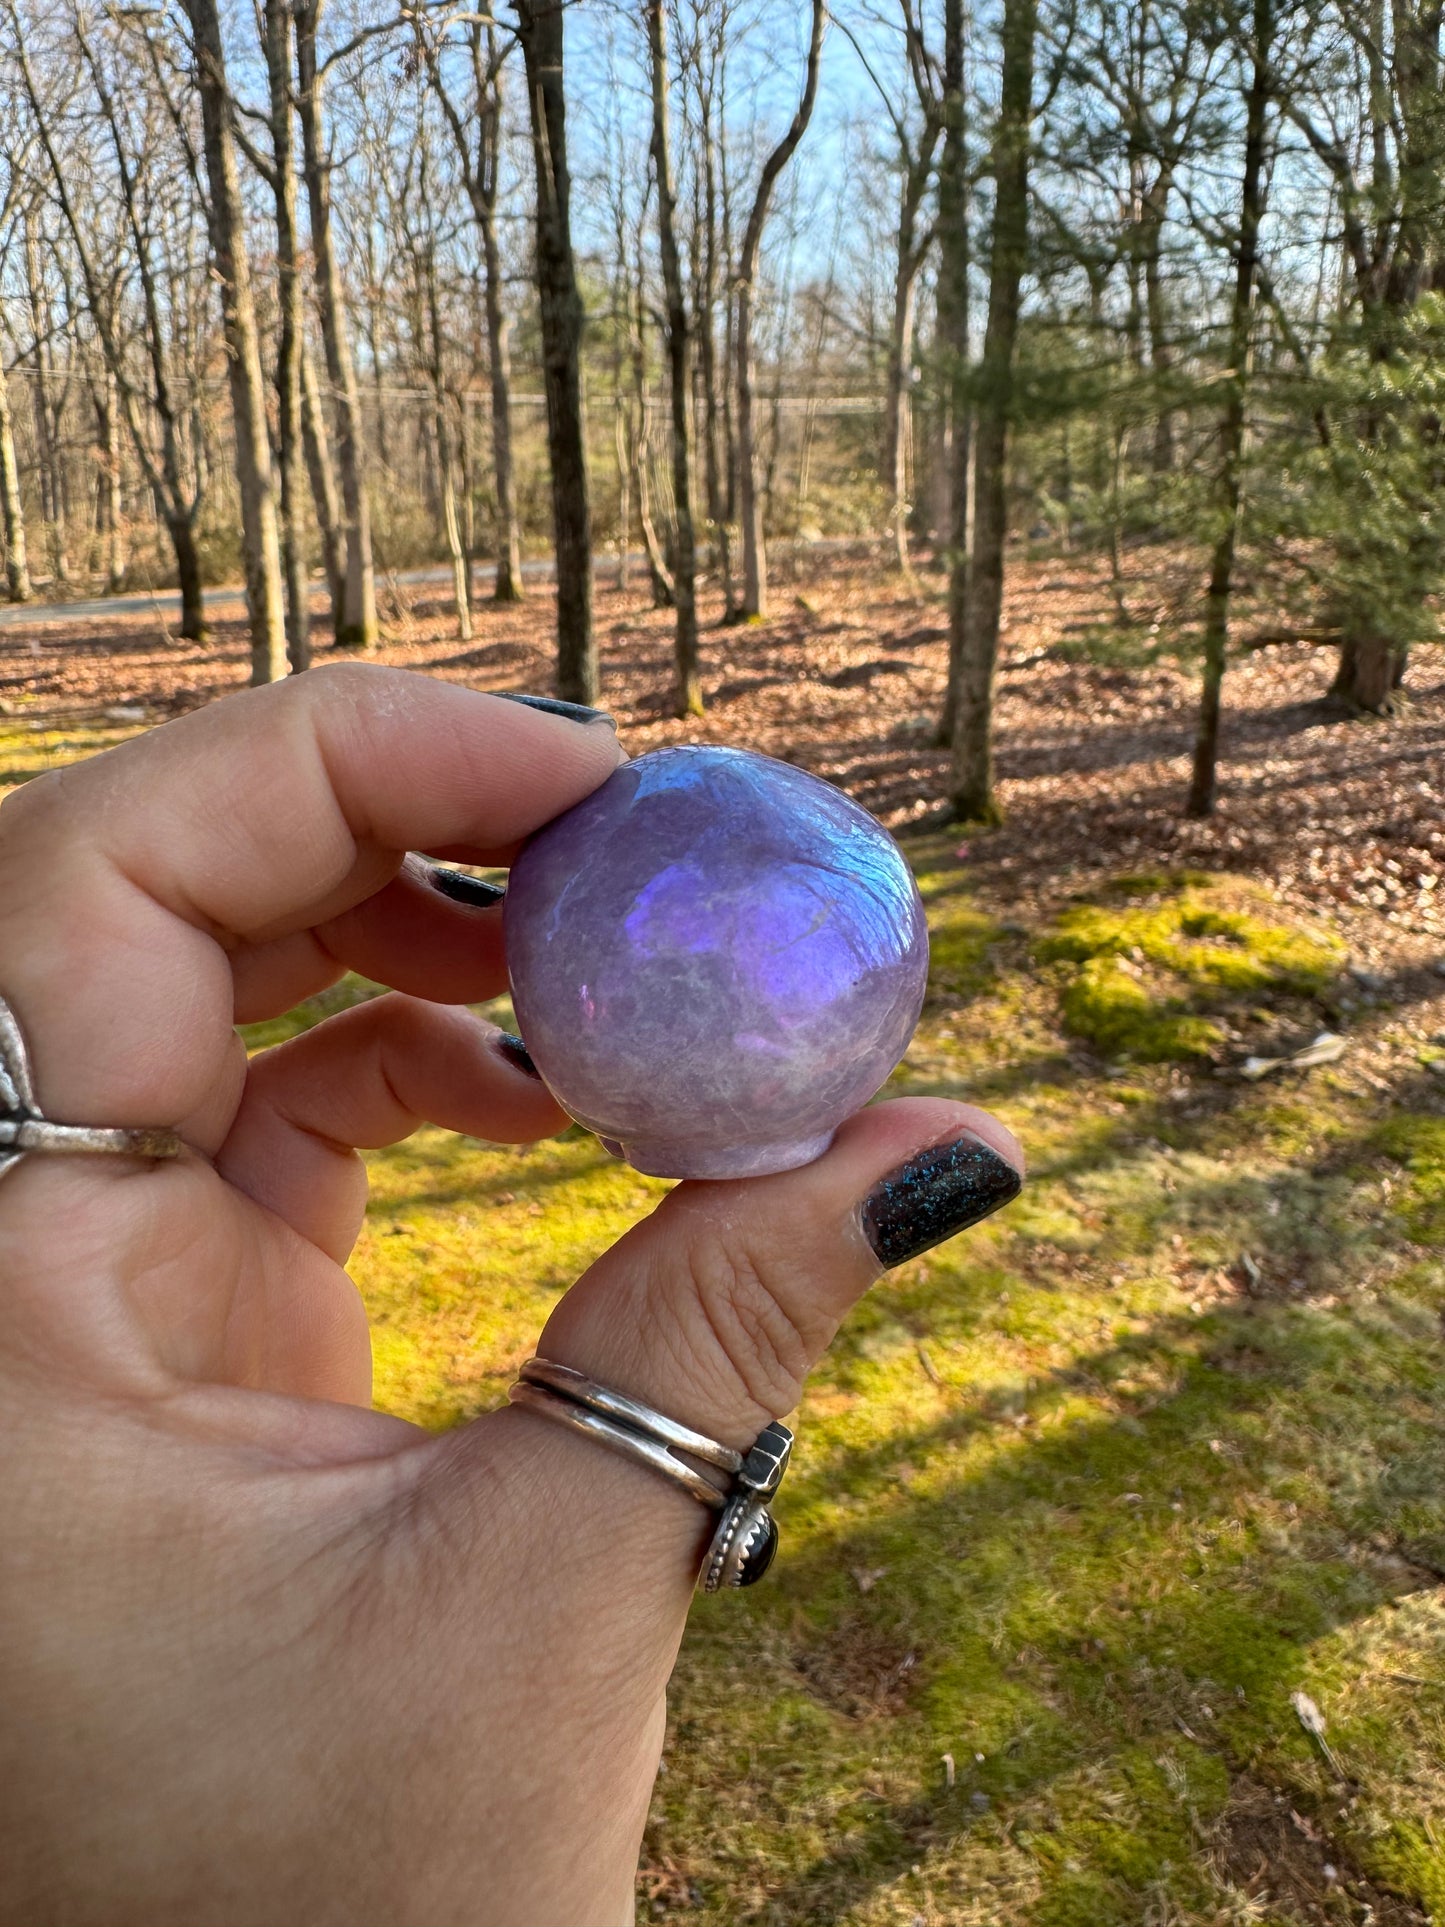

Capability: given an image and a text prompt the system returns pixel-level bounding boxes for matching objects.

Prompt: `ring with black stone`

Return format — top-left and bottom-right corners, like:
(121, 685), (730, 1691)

(508, 1358), (793, 1592)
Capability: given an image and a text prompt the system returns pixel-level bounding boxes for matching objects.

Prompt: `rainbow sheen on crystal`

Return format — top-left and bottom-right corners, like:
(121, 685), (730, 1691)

(504, 745), (929, 1178)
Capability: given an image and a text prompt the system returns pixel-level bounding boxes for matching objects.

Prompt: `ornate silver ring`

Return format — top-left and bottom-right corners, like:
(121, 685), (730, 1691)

(0, 993), (184, 1184)
(508, 1356), (793, 1592)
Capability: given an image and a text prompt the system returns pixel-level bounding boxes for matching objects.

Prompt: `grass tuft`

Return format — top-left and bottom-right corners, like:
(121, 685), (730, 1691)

(1038, 876), (1343, 1062)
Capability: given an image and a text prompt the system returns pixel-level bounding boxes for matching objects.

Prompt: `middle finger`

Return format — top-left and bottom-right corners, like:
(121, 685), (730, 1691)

(230, 857), (509, 1022)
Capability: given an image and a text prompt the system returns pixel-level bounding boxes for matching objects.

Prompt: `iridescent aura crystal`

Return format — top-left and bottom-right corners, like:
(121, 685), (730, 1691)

(504, 745), (929, 1179)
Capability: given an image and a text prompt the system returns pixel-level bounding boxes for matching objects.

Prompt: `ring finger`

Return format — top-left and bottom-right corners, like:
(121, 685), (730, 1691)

(217, 995), (566, 1260)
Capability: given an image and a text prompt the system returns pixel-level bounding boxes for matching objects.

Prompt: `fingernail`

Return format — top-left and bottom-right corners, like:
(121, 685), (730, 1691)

(861, 1134), (1022, 1270)
(496, 1032), (543, 1080)
(495, 692), (617, 730)
(429, 866), (506, 909)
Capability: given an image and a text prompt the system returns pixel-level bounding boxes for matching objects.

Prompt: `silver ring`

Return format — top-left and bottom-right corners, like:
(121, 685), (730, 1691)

(508, 1356), (793, 1592)
(507, 1382), (730, 1510)
(519, 1357), (745, 1477)
(0, 994), (184, 1184)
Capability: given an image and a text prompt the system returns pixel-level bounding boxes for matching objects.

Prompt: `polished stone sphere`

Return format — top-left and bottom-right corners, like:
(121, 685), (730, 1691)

(504, 745), (929, 1179)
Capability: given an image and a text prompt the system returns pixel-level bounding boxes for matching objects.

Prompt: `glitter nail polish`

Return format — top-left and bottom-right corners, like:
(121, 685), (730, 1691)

(861, 1135), (1022, 1269)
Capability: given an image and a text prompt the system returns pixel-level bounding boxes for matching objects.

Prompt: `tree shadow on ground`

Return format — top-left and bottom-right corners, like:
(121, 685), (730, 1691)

(701, 1286), (1444, 1925)
(367, 1138), (623, 1218)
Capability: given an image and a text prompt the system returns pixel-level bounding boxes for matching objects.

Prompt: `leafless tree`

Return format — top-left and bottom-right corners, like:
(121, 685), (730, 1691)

(734, 0), (828, 620)
(295, 0), (378, 650)
(415, 9), (525, 604)
(264, 0), (311, 670)
(514, 0), (595, 703)
(183, 0), (288, 683)
(948, 0), (1038, 821)
(398, 95), (473, 640)
(681, 0), (739, 617)
(0, 107), (35, 601)
(838, 2), (943, 578)
(647, 0), (703, 714)
(21, 204), (72, 584)
(1186, 0), (1274, 815)
(935, 0), (971, 744)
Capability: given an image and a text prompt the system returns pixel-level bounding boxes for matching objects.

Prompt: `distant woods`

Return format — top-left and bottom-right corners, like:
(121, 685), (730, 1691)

(0, 0), (1441, 817)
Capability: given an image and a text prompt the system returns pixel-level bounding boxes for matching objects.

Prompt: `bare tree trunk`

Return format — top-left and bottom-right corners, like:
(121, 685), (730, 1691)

(632, 283), (675, 609)
(106, 371), (126, 591)
(266, 0), (310, 672)
(184, 0), (286, 682)
(719, 115), (740, 615)
(924, 342), (951, 556)
(735, 0), (827, 620)
(479, 220), (523, 606)
(363, 274), (391, 473)
(301, 343), (345, 632)
(0, 352), (31, 602)
(695, 61), (734, 619)
(420, 222), (472, 642)
(94, 368), (126, 593)
(1330, 633), (1407, 710)
(418, 17), (525, 605)
(867, 10), (941, 587)
(296, 0), (378, 651)
(514, 0), (595, 703)
(440, 395), (473, 641)
(613, 391), (631, 590)
(948, 0), (1038, 823)
(475, 30), (523, 604)
(1186, 0), (1272, 815)
(884, 249), (923, 576)
(23, 213), (69, 585)
(647, 0), (701, 717)
(936, 0), (971, 745)
(169, 512), (207, 641)
(611, 168), (671, 609)
(1143, 172), (1175, 473)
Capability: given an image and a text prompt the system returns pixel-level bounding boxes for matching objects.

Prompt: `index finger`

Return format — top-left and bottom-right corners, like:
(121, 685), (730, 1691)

(0, 666), (623, 1137)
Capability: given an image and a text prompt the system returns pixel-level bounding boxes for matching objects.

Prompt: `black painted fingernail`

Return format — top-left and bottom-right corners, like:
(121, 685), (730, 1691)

(495, 692), (617, 729)
(429, 866), (506, 908)
(496, 1032), (543, 1079)
(862, 1134), (1022, 1269)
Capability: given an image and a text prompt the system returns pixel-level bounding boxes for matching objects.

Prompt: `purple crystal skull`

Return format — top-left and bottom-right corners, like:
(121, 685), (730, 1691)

(504, 744), (929, 1179)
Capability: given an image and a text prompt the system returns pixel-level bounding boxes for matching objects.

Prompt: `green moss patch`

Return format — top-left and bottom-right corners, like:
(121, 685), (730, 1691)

(239, 973), (389, 1052)
(928, 904), (1000, 997)
(1371, 1113), (1445, 1244)
(0, 719), (143, 796)
(1038, 876), (1343, 1061)
(902, 835), (1003, 1002)
(1057, 955), (1224, 1060)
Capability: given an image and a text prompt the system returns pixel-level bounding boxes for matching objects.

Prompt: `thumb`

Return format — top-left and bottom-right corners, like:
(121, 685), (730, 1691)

(536, 1097), (1024, 1456)
(402, 1099), (1022, 1926)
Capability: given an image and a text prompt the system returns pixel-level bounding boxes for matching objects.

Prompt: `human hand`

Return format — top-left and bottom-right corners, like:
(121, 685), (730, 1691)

(0, 668), (1022, 1926)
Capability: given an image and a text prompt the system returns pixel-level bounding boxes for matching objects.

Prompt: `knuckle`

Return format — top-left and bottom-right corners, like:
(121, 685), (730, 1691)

(649, 1212), (827, 1420)
(298, 659), (397, 714)
(1, 765), (64, 836)
(0, 768), (83, 885)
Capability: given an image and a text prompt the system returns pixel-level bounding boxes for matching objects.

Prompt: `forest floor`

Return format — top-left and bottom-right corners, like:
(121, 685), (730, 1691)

(2, 543), (1443, 1924)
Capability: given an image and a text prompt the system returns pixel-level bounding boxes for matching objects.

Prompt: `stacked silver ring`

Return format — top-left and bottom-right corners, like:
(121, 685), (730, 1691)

(0, 994), (183, 1184)
(508, 1357), (793, 1592)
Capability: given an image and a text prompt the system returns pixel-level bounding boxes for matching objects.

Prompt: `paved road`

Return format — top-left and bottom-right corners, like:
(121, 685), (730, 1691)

(0, 559), (569, 632)
(0, 538), (868, 634)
